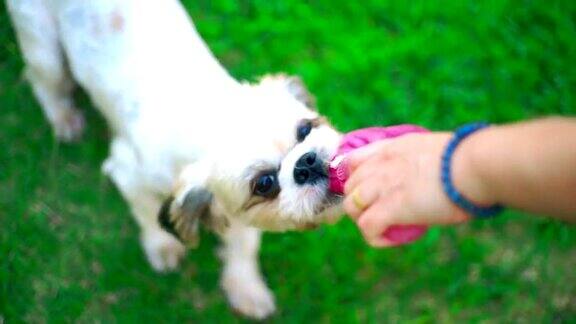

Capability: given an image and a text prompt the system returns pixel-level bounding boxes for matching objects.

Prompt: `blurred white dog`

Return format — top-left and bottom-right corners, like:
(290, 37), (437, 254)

(8, 0), (342, 318)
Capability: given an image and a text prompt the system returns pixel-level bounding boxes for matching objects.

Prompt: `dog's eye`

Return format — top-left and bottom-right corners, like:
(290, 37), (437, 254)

(253, 173), (280, 198)
(296, 120), (313, 142)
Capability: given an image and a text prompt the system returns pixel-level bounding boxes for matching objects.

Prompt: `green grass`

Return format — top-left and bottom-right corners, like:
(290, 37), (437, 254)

(2, 0), (576, 322)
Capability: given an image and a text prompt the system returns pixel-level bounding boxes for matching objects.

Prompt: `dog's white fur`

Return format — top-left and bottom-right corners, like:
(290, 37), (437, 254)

(8, 0), (342, 319)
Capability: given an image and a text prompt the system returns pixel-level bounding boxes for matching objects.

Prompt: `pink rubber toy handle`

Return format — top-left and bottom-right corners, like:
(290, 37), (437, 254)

(329, 125), (428, 245)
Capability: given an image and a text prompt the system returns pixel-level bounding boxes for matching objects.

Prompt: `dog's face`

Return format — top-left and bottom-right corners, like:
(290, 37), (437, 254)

(160, 75), (343, 245)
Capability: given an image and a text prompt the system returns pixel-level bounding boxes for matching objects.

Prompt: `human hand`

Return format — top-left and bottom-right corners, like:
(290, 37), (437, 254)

(343, 132), (487, 247)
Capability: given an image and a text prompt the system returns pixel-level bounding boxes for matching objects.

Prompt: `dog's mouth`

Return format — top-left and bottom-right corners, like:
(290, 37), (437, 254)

(246, 180), (343, 232)
(292, 193), (342, 231)
(295, 181), (343, 230)
(315, 188), (342, 214)
(309, 157), (342, 214)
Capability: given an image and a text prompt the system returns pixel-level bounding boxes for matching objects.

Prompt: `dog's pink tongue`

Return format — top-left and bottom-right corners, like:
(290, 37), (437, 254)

(329, 125), (429, 245)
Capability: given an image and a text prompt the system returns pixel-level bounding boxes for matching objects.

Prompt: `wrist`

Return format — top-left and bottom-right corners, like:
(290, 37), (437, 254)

(451, 130), (497, 207)
(441, 124), (503, 218)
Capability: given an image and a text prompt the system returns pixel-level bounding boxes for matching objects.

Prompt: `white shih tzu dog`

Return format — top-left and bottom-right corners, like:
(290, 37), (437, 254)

(8, 0), (343, 319)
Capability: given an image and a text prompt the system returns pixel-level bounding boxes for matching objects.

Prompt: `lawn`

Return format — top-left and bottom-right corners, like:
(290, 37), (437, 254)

(1, 0), (576, 322)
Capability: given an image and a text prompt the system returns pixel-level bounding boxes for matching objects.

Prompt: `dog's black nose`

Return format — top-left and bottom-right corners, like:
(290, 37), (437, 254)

(294, 151), (327, 185)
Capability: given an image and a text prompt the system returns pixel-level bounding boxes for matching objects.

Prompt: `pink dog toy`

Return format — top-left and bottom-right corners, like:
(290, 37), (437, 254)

(329, 125), (429, 245)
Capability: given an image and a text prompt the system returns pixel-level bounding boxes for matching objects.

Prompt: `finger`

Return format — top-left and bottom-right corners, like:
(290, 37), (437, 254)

(343, 184), (380, 221)
(356, 203), (397, 248)
(345, 156), (399, 196)
(344, 157), (381, 195)
(356, 194), (427, 247)
(347, 141), (391, 173)
(343, 195), (362, 221)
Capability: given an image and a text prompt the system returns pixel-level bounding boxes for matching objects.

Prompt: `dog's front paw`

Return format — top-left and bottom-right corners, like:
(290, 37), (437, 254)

(54, 108), (85, 142)
(222, 272), (276, 320)
(142, 230), (186, 272)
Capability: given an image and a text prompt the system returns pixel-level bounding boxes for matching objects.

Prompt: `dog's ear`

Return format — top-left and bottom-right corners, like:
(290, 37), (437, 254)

(159, 162), (229, 246)
(158, 187), (214, 248)
(260, 74), (316, 109)
(284, 75), (316, 109)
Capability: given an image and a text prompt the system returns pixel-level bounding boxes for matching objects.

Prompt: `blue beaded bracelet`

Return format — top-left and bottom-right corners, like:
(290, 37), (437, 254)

(441, 123), (504, 219)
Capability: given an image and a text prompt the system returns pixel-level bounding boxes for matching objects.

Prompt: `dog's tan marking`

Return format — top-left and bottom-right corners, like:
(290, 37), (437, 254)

(242, 197), (266, 211)
(310, 116), (327, 127)
(298, 222), (319, 230)
(273, 139), (288, 154)
(110, 10), (125, 32)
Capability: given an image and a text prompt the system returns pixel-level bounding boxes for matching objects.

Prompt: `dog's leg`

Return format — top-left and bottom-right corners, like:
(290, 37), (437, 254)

(7, 0), (84, 142)
(131, 194), (186, 272)
(103, 139), (185, 272)
(219, 221), (276, 319)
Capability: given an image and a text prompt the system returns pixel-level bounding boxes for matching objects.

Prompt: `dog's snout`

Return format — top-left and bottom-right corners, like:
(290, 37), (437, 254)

(294, 151), (327, 185)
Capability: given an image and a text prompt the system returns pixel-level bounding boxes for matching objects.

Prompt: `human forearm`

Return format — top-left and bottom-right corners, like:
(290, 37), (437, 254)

(458, 117), (576, 221)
